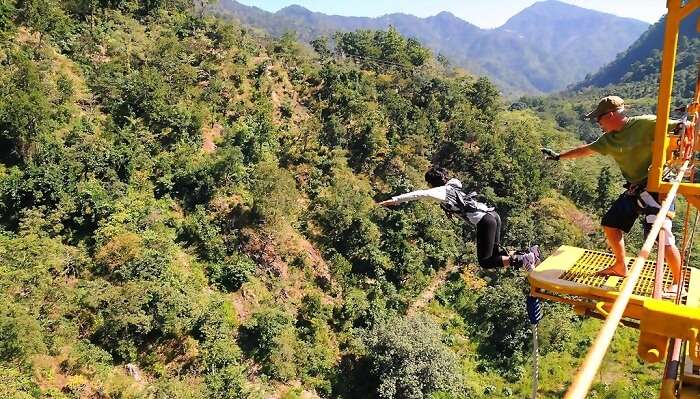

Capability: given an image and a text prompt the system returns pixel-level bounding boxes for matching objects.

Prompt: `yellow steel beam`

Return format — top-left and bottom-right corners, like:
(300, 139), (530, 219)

(649, 0), (699, 193)
(649, 1), (683, 191)
(657, 181), (700, 197)
(680, 0), (700, 19)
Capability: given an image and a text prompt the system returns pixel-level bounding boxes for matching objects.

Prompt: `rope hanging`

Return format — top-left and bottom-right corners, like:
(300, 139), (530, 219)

(526, 295), (543, 399)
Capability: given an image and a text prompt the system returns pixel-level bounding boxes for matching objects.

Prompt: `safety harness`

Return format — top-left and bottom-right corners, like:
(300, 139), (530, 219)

(440, 183), (494, 225)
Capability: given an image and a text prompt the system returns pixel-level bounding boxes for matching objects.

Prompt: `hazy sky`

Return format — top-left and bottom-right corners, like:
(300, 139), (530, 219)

(235, 0), (667, 28)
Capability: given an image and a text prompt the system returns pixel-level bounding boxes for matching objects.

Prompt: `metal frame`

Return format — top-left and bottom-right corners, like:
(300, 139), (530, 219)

(648, 0), (700, 195)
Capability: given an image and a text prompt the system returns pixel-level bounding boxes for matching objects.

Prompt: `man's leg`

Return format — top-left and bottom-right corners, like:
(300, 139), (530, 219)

(665, 244), (682, 285)
(641, 192), (683, 290)
(656, 222), (682, 290)
(597, 226), (628, 277)
(597, 191), (638, 277)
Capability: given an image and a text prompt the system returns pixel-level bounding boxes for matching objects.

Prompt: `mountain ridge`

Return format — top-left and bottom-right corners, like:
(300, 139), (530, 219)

(208, 0), (649, 95)
(572, 7), (699, 92)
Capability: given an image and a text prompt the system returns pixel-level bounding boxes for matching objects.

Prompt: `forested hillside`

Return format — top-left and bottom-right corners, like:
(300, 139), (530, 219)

(0, 1), (671, 398)
(573, 7), (699, 98)
(208, 0), (648, 95)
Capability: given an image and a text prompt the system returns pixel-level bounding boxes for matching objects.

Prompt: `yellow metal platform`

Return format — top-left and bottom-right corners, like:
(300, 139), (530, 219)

(528, 245), (700, 322)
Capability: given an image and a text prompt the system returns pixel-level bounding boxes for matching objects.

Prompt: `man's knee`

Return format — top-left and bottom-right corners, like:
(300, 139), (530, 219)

(603, 225), (624, 237)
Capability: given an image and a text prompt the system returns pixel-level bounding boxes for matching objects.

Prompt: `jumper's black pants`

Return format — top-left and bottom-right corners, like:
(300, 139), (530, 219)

(475, 211), (505, 269)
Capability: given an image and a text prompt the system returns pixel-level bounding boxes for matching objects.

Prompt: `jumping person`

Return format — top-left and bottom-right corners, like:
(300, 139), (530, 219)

(542, 95), (694, 297)
(377, 166), (541, 271)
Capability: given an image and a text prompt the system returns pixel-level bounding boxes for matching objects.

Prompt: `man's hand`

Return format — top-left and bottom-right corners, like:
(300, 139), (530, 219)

(541, 148), (560, 161)
(377, 199), (397, 207)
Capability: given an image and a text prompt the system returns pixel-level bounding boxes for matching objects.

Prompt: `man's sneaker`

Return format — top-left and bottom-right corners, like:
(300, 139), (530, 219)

(661, 284), (687, 299)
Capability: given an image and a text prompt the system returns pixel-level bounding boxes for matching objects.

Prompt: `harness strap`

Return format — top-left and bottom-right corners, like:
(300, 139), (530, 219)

(638, 191), (676, 219)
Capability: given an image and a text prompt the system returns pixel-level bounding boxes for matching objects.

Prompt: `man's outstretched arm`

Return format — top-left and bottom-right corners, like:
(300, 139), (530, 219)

(542, 144), (595, 161)
(560, 144), (595, 160)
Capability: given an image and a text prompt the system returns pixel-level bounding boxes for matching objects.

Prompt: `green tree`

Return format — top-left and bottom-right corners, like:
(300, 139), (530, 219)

(310, 36), (332, 60)
(239, 308), (296, 379)
(0, 0), (16, 40)
(467, 276), (531, 374)
(0, 55), (53, 163)
(15, 0), (72, 45)
(363, 315), (463, 399)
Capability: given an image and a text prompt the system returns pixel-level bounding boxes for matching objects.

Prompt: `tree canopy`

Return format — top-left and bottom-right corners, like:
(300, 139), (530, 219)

(0, 2), (674, 398)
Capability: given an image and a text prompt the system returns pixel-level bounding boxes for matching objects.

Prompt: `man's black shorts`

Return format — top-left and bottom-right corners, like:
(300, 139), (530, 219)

(601, 193), (639, 233)
(601, 190), (673, 235)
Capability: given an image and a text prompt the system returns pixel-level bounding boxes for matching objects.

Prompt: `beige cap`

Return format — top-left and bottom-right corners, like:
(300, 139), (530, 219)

(585, 96), (625, 120)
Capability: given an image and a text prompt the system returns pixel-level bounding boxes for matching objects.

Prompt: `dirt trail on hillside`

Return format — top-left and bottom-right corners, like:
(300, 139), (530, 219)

(407, 262), (462, 316)
(202, 123), (223, 153)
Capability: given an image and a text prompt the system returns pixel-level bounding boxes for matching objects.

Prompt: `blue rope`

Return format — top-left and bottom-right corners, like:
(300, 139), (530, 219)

(526, 295), (543, 325)
(526, 295), (543, 399)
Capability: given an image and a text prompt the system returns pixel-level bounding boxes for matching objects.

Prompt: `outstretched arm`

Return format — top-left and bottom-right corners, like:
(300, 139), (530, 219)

(542, 144), (595, 161)
(559, 144), (595, 160)
(377, 186), (448, 207)
(377, 199), (398, 207)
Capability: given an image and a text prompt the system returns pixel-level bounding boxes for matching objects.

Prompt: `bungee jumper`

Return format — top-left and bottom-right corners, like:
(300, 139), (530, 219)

(542, 95), (695, 298)
(377, 166), (541, 271)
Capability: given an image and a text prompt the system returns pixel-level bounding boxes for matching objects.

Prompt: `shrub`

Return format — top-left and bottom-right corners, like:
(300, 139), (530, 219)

(240, 308), (292, 360)
(207, 253), (256, 292)
(85, 279), (202, 362)
(311, 170), (391, 276)
(239, 308), (296, 379)
(249, 160), (301, 226)
(195, 299), (238, 342)
(179, 206), (227, 263)
(153, 144), (216, 209)
(537, 303), (578, 354)
(466, 276), (530, 374)
(0, 366), (40, 399)
(94, 232), (143, 276)
(204, 364), (249, 399)
(61, 341), (113, 376)
(0, 305), (46, 364)
(147, 377), (208, 399)
(364, 315), (463, 399)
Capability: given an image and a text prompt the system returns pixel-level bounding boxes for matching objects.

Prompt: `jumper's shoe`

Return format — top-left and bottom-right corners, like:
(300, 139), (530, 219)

(661, 284), (687, 300)
(528, 245), (541, 268)
(511, 248), (539, 272)
(521, 251), (538, 272)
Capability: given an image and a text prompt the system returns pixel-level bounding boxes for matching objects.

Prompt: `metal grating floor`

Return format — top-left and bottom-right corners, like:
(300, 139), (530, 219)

(559, 249), (683, 298)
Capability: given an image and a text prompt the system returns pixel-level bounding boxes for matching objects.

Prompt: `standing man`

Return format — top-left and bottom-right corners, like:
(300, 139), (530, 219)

(542, 96), (692, 297)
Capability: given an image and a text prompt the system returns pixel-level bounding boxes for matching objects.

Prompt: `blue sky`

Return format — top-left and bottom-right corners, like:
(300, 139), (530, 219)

(235, 0), (667, 28)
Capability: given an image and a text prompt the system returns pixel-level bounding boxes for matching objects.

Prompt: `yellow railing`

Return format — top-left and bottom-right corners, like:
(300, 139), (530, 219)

(648, 0), (700, 195)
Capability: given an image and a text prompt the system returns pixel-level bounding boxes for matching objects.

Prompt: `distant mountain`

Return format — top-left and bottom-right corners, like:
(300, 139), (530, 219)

(208, 0), (648, 95)
(476, 0), (649, 93)
(572, 7), (699, 98)
(209, 1), (482, 58)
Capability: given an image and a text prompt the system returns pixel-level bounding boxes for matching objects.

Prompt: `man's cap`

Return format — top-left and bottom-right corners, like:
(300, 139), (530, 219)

(585, 96), (625, 120)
